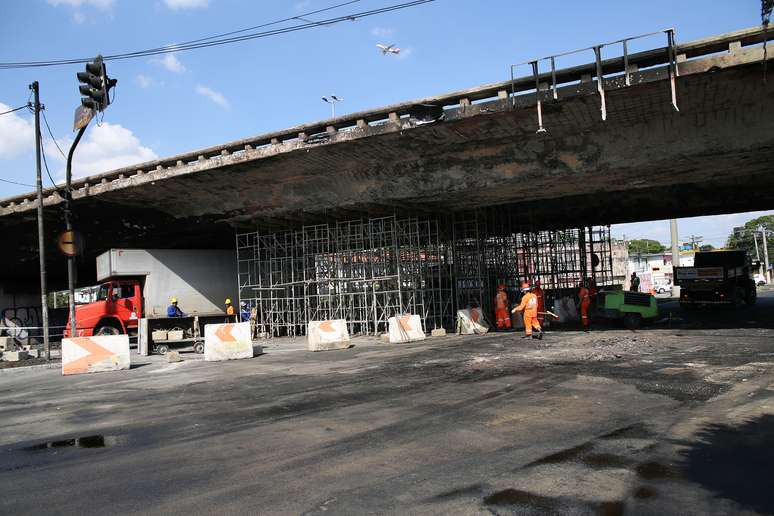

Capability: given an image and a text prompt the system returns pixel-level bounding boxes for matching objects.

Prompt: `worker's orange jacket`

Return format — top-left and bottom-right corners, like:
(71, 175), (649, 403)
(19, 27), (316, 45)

(494, 291), (508, 310)
(579, 287), (590, 307)
(515, 292), (538, 317)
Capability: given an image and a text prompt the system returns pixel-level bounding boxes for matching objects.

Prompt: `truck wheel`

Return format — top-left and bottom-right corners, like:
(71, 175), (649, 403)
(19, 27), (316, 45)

(155, 344), (170, 355)
(193, 342), (204, 354)
(623, 313), (642, 330)
(95, 322), (121, 336)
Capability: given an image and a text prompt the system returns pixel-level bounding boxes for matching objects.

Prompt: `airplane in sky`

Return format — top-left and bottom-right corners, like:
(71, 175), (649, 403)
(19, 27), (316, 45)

(376, 43), (401, 55)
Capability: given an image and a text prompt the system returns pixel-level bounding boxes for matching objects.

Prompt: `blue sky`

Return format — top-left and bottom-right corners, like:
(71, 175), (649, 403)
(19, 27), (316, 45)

(0, 0), (771, 246)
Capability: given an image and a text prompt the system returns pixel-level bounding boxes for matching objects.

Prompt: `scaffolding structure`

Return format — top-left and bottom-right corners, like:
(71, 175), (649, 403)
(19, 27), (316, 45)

(237, 216), (453, 337)
(237, 211), (615, 338)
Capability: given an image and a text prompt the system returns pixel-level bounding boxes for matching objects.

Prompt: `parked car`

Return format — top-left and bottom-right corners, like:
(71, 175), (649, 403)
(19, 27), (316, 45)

(655, 282), (673, 294)
(754, 273), (768, 286)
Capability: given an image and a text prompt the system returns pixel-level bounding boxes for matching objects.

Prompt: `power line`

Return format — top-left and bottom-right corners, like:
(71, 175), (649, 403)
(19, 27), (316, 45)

(0, 103), (31, 115)
(40, 109), (66, 159)
(39, 132), (59, 189)
(0, 177), (34, 187)
(0, 1), (434, 69)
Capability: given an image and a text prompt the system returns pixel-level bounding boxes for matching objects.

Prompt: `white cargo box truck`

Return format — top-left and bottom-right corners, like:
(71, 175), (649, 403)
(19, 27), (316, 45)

(69, 249), (240, 355)
(96, 249), (237, 317)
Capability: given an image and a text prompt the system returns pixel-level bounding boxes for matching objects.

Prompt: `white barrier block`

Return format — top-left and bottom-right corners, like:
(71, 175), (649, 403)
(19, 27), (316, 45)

(62, 335), (130, 376)
(457, 308), (489, 335)
(388, 314), (426, 343)
(204, 322), (253, 362)
(307, 320), (350, 351)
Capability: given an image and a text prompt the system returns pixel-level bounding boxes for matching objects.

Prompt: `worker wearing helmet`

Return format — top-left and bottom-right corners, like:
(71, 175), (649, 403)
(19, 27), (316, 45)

(167, 297), (186, 317)
(225, 298), (236, 321)
(239, 301), (250, 323)
(494, 284), (511, 330)
(512, 281), (543, 339)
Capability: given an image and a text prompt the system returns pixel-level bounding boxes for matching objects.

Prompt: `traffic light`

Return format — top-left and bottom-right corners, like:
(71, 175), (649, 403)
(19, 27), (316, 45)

(76, 55), (117, 112)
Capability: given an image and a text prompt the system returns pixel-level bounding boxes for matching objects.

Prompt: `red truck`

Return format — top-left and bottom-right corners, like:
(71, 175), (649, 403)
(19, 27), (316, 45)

(65, 249), (237, 338)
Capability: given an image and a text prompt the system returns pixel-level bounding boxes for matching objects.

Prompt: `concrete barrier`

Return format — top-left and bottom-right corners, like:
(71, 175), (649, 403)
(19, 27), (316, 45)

(457, 308), (489, 335)
(62, 335), (130, 376)
(307, 320), (350, 351)
(204, 322), (253, 362)
(388, 314), (425, 343)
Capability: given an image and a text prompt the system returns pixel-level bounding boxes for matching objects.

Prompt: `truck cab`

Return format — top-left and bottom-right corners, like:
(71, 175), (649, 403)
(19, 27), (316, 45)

(65, 280), (142, 337)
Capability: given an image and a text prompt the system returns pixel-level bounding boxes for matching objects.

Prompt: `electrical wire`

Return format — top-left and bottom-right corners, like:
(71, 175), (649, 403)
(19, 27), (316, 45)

(0, 177), (34, 187)
(0, 104), (31, 115)
(39, 132), (60, 189)
(40, 109), (66, 159)
(0, 1), (434, 69)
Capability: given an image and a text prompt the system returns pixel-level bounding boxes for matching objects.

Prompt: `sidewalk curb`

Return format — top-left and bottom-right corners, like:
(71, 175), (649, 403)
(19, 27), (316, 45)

(0, 362), (61, 374)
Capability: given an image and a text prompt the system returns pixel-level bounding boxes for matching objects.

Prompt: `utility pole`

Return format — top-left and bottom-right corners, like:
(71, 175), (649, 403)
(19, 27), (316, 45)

(670, 219), (680, 267)
(31, 81), (51, 361)
(761, 225), (771, 283)
(753, 231), (764, 277)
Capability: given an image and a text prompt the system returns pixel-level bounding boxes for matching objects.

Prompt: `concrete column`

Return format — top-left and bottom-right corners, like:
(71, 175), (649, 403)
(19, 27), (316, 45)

(670, 219), (680, 298)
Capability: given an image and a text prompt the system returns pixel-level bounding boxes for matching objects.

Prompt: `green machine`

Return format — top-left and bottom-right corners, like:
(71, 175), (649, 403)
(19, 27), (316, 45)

(594, 290), (659, 329)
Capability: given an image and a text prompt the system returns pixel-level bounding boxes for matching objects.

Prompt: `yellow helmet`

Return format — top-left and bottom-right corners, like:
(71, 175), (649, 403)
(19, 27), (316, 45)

(225, 298), (232, 304)
(171, 297), (178, 303)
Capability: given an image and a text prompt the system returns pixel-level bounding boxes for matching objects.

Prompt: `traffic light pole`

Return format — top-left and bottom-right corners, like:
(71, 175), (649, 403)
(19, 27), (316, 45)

(31, 82), (51, 361)
(65, 124), (87, 337)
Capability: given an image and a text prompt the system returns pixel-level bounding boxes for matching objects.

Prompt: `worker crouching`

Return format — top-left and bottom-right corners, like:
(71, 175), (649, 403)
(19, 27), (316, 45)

(494, 284), (512, 330)
(512, 281), (543, 340)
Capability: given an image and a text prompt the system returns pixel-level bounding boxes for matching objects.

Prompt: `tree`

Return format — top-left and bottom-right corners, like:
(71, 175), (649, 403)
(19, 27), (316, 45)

(627, 239), (666, 254)
(726, 215), (774, 261)
(699, 244), (715, 252)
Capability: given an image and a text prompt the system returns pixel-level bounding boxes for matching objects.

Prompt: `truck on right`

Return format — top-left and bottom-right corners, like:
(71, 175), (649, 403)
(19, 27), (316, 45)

(674, 250), (757, 308)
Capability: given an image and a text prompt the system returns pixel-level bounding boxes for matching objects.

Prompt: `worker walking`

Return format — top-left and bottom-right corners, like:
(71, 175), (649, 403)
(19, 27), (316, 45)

(512, 281), (542, 339)
(579, 280), (591, 332)
(167, 297), (186, 317)
(494, 284), (512, 330)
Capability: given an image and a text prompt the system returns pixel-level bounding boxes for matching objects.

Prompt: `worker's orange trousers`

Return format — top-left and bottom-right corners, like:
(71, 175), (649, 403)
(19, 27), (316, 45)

(581, 300), (590, 328)
(495, 307), (512, 329)
(523, 313), (541, 336)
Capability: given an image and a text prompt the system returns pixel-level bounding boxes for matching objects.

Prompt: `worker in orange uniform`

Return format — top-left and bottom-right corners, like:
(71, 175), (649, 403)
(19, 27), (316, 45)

(225, 298), (236, 322)
(533, 279), (546, 325)
(578, 280), (591, 332)
(494, 284), (512, 330)
(512, 281), (543, 339)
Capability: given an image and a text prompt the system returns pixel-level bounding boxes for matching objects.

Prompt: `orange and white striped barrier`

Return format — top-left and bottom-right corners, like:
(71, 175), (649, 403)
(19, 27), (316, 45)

(388, 314), (425, 343)
(62, 335), (130, 376)
(457, 308), (489, 335)
(204, 322), (253, 362)
(307, 319), (350, 351)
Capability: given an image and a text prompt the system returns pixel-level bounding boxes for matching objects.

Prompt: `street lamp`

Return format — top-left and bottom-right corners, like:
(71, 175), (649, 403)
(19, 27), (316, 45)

(321, 95), (343, 118)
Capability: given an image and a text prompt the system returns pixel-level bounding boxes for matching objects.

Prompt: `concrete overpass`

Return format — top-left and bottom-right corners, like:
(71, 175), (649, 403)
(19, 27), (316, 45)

(2, 25), (774, 287)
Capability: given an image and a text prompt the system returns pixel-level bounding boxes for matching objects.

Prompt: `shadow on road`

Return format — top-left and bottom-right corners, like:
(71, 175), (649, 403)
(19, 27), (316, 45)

(679, 414), (774, 515)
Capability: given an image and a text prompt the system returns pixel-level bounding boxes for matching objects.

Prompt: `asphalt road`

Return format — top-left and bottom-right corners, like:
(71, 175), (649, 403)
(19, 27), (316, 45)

(2, 290), (774, 515)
